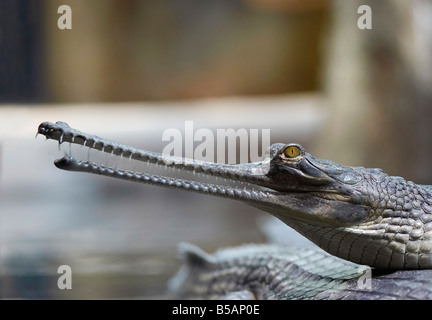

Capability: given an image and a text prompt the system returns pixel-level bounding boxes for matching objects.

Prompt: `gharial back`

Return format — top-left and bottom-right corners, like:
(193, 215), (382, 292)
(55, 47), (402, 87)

(168, 243), (432, 300)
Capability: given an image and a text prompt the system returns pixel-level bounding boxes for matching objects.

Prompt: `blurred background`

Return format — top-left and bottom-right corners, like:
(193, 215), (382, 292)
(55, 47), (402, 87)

(0, 0), (431, 299)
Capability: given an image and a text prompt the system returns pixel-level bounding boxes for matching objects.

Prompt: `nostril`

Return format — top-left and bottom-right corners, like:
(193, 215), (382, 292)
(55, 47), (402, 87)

(37, 123), (48, 134)
(54, 156), (73, 169)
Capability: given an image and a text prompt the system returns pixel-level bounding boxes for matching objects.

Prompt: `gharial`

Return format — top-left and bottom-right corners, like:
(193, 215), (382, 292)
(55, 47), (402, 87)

(37, 121), (432, 300)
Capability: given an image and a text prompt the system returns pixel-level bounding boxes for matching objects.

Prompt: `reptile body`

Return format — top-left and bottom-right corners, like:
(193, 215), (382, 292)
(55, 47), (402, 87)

(37, 121), (432, 299)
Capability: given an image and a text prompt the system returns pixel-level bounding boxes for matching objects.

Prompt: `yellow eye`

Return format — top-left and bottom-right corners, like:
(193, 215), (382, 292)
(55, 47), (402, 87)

(284, 145), (301, 158)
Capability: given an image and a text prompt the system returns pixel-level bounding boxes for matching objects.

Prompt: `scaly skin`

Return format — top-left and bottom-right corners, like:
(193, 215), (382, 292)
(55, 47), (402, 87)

(37, 121), (432, 270)
(168, 243), (432, 299)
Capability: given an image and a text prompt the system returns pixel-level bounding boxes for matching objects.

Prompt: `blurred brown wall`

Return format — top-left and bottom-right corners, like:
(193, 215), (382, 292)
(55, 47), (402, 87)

(42, 0), (328, 102)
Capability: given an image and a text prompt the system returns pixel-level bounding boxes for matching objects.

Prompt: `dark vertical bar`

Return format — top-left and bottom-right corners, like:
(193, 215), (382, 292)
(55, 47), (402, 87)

(0, 0), (45, 103)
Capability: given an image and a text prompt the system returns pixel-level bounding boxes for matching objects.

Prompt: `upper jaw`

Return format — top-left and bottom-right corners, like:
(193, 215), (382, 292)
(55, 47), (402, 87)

(37, 121), (275, 192)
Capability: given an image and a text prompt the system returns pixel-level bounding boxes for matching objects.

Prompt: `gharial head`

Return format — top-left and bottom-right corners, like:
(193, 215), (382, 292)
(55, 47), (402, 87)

(38, 121), (432, 269)
(255, 142), (380, 226)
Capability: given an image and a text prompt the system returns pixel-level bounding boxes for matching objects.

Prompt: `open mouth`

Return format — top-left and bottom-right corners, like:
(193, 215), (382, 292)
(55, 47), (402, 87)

(37, 121), (275, 200)
(37, 121), (366, 230)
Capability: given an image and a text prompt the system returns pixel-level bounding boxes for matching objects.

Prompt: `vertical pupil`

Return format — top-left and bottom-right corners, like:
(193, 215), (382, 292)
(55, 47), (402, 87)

(284, 146), (299, 158)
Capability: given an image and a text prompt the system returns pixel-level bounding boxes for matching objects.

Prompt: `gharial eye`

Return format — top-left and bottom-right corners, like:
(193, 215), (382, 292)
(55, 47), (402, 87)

(283, 145), (301, 158)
